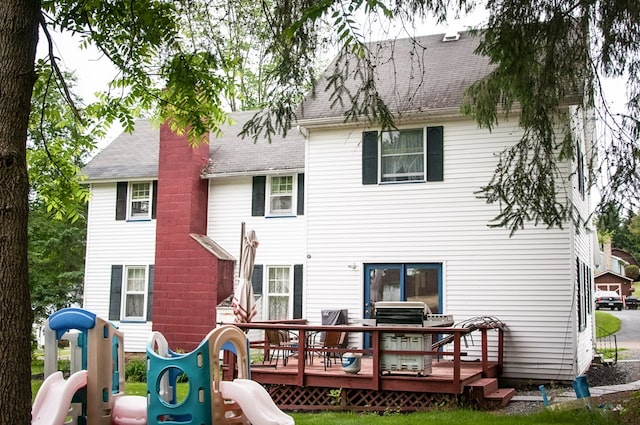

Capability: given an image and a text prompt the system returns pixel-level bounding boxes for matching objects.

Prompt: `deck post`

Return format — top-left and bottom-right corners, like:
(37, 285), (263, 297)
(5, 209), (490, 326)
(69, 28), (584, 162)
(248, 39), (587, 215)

(371, 330), (380, 390)
(453, 332), (461, 385)
(481, 328), (489, 376)
(296, 329), (306, 386)
(498, 328), (504, 374)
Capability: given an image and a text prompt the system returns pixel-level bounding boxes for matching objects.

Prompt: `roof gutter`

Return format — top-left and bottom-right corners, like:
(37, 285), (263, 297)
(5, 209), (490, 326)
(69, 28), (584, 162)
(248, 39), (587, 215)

(201, 167), (305, 179)
(295, 100), (578, 131)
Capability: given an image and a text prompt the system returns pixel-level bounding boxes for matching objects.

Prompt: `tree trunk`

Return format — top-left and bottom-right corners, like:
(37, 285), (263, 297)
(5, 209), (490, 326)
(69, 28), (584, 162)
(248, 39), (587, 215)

(0, 1), (40, 424)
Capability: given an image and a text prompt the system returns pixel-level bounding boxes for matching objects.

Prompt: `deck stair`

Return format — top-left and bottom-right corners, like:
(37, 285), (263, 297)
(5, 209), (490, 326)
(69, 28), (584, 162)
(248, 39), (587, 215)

(465, 377), (516, 409)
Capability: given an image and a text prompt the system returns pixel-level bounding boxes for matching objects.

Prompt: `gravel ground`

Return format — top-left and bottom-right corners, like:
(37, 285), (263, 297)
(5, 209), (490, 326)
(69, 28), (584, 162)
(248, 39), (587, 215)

(499, 349), (640, 415)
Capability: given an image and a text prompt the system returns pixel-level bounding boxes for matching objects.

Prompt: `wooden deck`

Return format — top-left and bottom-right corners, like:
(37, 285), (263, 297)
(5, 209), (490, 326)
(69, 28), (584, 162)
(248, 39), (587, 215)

(222, 321), (514, 411)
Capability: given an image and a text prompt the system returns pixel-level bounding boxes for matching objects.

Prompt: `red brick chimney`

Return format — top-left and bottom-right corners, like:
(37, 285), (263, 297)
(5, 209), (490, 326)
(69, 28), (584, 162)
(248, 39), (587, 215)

(153, 123), (234, 351)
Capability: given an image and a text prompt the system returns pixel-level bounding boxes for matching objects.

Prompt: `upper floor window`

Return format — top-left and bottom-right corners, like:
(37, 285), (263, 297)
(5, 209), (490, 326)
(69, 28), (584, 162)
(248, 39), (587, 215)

(576, 143), (585, 198)
(362, 126), (443, 185)
(381, 129), (425, 182)
(130, 182), (151, 218)
(252, 173), (304, 217)
(268, 176), (294, 215)
(116, 180), (157, 221)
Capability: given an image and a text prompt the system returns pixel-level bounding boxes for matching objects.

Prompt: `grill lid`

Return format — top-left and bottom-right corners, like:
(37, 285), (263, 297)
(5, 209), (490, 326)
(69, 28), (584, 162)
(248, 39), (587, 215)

(373, 301), (427, 326)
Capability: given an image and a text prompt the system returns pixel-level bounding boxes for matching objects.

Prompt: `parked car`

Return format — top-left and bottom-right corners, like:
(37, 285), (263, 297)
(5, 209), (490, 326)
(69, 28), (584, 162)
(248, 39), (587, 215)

(625, 296), (639, 310)
(594, 291), (623, 311)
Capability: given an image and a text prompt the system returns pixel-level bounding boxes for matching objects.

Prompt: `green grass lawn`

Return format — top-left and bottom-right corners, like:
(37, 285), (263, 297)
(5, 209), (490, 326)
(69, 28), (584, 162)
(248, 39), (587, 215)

(595, 311), (622, 337)
(288, 408), (618, 425)
(33, 366), (622, 424)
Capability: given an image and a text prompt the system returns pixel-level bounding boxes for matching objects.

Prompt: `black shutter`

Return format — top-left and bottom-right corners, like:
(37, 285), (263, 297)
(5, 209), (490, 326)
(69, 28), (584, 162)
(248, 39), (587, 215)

(147, 265), (154, 321)
(151, 180), (158, 219)
(251, 176), (266, 216)
(293, 264), (303, 319)
(362, 131), (378, 185)
(426, 126), (444, 181)
(252, 265), (263, 295)
(297, 173), (305, 216)
(115, 182), (128, 220)
(109, 265), (123, 320)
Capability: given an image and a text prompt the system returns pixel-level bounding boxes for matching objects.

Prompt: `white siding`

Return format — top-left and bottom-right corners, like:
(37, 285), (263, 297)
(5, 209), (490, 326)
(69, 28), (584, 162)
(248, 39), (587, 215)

(304, 117), (589, 381)
(570, 106), (597, 376)
(207, 176), (306, 321)
(83, 182), (155, 351)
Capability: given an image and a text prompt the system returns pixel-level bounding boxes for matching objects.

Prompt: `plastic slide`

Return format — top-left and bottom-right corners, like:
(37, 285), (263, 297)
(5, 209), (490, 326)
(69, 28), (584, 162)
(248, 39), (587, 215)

(219, 379), (294, 425)
(32, 370), (88, 425)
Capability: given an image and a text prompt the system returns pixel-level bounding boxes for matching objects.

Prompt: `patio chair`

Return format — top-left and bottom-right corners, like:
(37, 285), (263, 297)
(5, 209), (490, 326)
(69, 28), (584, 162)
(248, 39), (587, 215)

(320, 330), (347, 370)
(263, 329), (298, 368)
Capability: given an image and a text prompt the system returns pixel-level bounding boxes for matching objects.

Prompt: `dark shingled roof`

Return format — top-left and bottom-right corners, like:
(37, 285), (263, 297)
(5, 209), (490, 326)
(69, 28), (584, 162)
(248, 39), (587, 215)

(201, 110), (305, 177)
(82, 119), (159, 181)
(81, 111), (305, 181)
(297, 31), (492, 123)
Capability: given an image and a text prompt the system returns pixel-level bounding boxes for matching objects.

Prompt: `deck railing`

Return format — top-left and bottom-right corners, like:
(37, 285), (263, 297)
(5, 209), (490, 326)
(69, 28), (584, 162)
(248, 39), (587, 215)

(224, 321), (505, 394)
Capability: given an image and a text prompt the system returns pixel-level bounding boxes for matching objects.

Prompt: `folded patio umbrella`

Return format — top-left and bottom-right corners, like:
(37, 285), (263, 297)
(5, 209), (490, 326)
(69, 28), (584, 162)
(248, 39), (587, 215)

(233, 229), (259, 323)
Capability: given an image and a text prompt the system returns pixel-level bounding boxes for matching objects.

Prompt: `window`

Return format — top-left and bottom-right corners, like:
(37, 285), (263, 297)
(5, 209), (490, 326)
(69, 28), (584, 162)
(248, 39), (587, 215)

(576, 257), (592, 332)
(253, 264), (304, 319)
(116, 180), (157, 221)
(109, 264), (154, 321)
(576, 143), (585, 198)
(362, 126), (443, 185)
(266, 266), (292, 320)
(268, 176), (293, 215)
(252, 174), (305, 217)
(381, 129), (425, 182)
(124, 266), (147, 319)
(129, 182), (151, 218)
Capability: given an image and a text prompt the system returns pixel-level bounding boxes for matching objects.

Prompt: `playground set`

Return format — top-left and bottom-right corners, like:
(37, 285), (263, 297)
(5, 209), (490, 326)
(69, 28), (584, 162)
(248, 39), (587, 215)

(32, 308), (294, 425)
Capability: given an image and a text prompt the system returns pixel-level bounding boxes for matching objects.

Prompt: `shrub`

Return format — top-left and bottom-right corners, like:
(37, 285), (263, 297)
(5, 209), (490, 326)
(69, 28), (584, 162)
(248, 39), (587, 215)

(625, 264), (640, 282)
(125, 358), (147, 382)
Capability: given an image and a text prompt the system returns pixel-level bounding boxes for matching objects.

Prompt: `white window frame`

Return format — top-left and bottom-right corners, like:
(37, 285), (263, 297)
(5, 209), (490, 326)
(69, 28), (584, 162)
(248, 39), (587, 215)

(264, 266), (293, 320)
(122, 265), (148, 321)
(266, 175), (296, 216)
(380, 128), (426, 183)
(128, 181), (152, 220)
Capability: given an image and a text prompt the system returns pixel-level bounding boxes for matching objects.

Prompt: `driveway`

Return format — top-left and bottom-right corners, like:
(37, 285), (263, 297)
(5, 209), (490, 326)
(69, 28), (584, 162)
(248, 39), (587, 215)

(607, 309), (640, 352)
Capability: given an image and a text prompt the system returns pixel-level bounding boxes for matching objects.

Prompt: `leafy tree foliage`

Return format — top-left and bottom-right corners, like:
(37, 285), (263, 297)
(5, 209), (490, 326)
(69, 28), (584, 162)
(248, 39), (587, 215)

(27, 62), (90, 325)
(28, 200), (86, 324)
(625, 264), (640, 282)
(28, 60), (99, 221)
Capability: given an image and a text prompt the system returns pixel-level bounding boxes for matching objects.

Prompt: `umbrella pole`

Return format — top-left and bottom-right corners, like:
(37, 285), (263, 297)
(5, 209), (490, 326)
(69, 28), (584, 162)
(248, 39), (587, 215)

(239, 221), (245, 277)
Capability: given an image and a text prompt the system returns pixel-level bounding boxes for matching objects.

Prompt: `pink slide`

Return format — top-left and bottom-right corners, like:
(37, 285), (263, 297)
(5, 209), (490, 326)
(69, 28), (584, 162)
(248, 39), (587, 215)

(32, 370), (88, 425)
(219, 379), (294, 425)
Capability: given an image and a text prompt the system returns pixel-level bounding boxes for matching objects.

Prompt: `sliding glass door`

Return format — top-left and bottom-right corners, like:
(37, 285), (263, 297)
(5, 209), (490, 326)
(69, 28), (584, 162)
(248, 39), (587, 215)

(363, 263), (442, 319)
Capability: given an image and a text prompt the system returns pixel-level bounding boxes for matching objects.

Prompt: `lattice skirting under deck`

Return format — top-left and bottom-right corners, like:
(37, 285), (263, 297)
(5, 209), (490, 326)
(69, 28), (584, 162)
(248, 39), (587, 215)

(263, 384), (462, 412)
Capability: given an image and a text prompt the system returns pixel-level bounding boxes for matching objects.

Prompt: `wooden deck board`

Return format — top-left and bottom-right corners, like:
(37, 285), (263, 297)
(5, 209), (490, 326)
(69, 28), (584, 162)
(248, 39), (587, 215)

(246, 355), (499, 394)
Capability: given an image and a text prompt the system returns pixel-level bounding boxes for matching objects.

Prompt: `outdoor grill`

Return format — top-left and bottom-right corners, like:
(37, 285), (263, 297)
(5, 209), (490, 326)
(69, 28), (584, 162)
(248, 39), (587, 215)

(373, 301), (452, 376)
(373, 301), (428, 326)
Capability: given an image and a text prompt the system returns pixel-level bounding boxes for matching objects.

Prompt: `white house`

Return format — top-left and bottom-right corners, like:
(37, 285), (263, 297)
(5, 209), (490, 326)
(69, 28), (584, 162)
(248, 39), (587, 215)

(82, 31), (596, 382)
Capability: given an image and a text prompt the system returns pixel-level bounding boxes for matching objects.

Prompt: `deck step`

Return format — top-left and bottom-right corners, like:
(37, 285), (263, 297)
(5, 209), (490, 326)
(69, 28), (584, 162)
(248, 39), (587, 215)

(465, 378), (516, 409)
(485, 388), (517, 407)
(467, 377), (499, 397)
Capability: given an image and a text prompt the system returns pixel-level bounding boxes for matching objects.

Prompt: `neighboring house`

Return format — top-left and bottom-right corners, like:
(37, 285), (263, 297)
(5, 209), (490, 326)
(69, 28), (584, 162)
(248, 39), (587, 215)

(594, 271), (633, 297)
(82, 31), (596, 382)
(595, 240), (634, 296)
